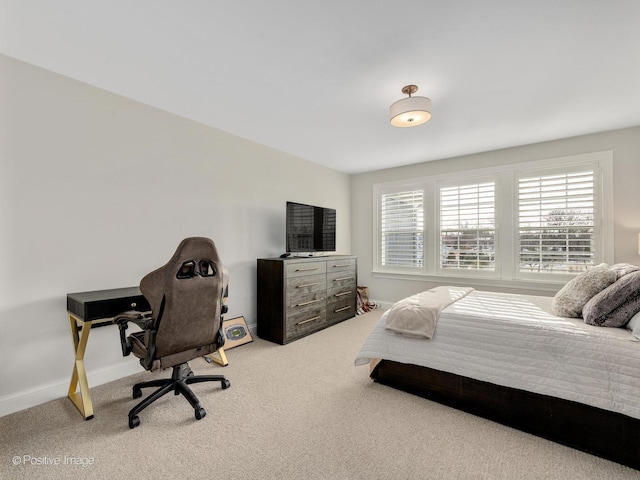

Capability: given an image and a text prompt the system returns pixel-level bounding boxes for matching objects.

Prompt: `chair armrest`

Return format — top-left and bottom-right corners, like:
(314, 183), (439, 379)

(114, 311), (153, 357)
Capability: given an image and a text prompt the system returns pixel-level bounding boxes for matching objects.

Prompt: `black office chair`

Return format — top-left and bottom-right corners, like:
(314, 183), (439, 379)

(115, 237), (231, 429)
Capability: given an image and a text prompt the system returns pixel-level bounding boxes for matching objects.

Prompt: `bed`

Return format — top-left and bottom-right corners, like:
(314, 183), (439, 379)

(355, 287), (640, 469)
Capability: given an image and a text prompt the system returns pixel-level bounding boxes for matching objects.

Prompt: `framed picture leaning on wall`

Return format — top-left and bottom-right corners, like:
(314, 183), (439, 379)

(221, 316), (253, 349)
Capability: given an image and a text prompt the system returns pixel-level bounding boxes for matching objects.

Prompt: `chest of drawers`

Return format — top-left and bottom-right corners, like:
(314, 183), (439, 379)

(257, 256), (357, 344)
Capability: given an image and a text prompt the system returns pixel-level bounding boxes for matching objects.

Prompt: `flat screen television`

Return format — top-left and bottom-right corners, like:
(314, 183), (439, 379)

(286, 201), (336, 253)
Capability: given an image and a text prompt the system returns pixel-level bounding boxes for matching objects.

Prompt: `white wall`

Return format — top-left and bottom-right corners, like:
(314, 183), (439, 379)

(0, 55), (351, 415)
(3, 51), (639, 418)
(351, 126), (640, 306)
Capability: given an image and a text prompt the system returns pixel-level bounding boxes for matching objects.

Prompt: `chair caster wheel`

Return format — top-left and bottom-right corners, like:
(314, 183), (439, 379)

(133, 386), (142, 399)
(222, 379), (231, 389)
(195, 407), (206, 420)
(129, 416), (140, 429)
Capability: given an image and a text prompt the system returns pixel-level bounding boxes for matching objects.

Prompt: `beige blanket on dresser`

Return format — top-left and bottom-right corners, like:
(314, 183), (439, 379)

(384, 286), (474, 339)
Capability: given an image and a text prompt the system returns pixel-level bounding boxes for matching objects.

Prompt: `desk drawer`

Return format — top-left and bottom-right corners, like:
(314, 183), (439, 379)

(327, 284), (356, 324)
(327, 284), (356, 305)
(327, 269), (356, 289)
(287, 291), (325, 311)
(286, 274), (326, 300)
(327, 297), (356, 324)
(285, 305), (326, 340)
(285, 262), (327, 279)
(67, 288), (150, 321)
(327, 258), (356, 272)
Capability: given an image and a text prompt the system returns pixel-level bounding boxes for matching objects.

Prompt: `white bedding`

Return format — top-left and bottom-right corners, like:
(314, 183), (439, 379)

(355, 289), (640, 419)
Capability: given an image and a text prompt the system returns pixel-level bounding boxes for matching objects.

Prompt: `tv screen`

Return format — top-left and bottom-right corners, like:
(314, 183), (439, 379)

(286, 202), (336, 253)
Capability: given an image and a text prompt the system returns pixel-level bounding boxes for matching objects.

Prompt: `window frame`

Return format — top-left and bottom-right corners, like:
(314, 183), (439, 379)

(372, 151), (614, 293)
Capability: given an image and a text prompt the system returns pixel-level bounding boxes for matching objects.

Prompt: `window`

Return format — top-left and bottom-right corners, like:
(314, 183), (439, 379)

(439, 180), (495, 272)
(373, 151), (613, 289)
(518, 169), (595, 274)
(379, 188), (424, 268)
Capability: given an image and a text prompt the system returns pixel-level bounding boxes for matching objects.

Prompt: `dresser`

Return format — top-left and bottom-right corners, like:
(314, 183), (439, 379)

(257, 255), (357, 344)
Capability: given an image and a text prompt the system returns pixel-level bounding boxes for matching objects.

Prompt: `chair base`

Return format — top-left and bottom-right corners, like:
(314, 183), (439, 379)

(128, 363), (230, 429)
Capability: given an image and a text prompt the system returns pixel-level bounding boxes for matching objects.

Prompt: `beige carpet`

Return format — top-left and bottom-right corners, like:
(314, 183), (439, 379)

(1, 309), (638, 480)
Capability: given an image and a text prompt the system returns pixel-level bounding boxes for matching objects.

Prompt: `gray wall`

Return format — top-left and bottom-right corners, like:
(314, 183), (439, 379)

(351, 126), (640, 306)
(0, 55), (351, 415)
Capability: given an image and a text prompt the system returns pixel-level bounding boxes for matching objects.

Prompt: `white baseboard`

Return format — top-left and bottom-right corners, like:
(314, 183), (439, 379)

(248, 323), (257, 338)
(0, 362), (141, 418)
(3, 323), (259, 418)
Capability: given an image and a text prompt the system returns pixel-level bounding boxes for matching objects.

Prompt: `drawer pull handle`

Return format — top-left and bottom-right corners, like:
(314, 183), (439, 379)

(295, 267), (319, 272)
(296, 316), (321, 326)
(296, 298), (324, 307)
(334, 291), (351, 297)
(333, 276), (352, 282)
(296, 282), (321, 288)
(332, 263), (351, 267)
(334, 306), (351, 313)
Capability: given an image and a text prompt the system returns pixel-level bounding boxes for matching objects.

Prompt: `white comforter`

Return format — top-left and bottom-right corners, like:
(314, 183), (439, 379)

(355, 289), (640, 419)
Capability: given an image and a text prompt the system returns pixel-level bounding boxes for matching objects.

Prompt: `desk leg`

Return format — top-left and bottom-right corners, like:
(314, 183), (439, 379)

(68, 315), (94, 420)
(206, 347), (228, 366)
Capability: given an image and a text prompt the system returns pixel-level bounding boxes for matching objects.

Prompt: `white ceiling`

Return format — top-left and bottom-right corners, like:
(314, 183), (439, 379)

(1, 1), (639, 174)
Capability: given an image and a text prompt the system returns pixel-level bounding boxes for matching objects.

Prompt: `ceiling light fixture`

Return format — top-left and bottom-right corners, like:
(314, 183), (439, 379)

(390, 85), (432, 127)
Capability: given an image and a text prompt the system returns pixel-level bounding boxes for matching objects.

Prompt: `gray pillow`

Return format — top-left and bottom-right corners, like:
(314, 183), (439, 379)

(610, 263), (640, 280)
(550, 264), (616, 318)
(583, 271), (640, 327)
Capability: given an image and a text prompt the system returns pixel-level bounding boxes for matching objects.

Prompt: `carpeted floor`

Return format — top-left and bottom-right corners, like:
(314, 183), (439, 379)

(1, 309), (638, 480)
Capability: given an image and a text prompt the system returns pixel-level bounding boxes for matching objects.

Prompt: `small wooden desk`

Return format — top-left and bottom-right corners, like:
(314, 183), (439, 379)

(66, 287), (227, 420)
(66, 287), (150, 420)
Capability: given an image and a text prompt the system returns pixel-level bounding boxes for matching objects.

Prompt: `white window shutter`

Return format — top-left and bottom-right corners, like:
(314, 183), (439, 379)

(439, 182), (495, 271)
(380, 189), (424, 267)
(518, 170), (595, 273)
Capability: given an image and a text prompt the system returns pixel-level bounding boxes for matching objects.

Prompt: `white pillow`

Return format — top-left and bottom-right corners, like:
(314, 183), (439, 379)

(550, 263), (616, 318)
(627, 311), (640, 342)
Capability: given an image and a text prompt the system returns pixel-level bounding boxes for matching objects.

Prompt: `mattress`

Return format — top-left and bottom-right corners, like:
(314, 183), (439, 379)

(355, 290), (640, 419)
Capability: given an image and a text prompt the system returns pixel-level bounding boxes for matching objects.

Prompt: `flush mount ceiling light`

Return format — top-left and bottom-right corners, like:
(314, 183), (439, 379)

(390, 85), (432, 127)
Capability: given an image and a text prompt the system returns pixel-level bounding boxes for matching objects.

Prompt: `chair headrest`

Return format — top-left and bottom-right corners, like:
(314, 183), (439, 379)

(140, 237), (228, 315)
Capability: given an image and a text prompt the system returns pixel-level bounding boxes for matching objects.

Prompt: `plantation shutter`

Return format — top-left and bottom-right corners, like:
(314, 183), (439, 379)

(518, 170), (595, 273)
(380, 189), (424, 267)
(439, 182), (495, 271)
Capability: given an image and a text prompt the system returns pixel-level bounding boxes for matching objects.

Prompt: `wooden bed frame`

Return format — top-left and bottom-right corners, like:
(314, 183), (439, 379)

(371, 359), (640, 470)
